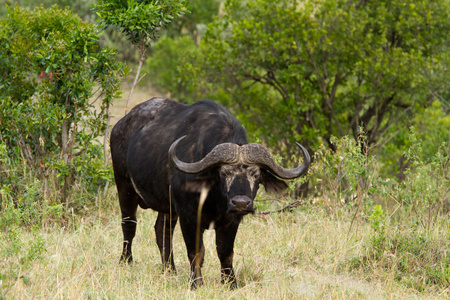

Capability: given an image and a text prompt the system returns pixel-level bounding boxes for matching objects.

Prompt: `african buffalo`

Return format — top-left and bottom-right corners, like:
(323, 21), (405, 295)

(110, 98), (310, 288)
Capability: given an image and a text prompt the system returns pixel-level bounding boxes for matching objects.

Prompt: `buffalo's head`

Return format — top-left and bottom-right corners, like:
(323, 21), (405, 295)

(168, 136), (310, 215)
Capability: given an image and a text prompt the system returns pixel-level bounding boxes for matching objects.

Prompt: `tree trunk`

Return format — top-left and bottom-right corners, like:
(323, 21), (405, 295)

(124, 41), (147, 115)
(60, 99), (78, 208)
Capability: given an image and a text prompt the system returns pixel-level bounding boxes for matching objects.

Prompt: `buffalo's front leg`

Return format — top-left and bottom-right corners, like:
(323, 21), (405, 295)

(180, 216), (206, 289)
(154, 212), (178, 272)
(215, 219), (241, 289)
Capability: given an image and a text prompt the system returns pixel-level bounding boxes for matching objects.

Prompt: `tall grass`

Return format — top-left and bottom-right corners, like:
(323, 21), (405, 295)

(1, 200), (448, 299)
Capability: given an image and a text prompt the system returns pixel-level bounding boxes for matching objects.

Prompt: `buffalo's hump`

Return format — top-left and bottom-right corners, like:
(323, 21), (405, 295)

(110, 98), (247, 212)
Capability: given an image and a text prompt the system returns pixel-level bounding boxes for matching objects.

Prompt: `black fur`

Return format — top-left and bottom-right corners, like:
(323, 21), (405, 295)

(110, 98), (286, 289)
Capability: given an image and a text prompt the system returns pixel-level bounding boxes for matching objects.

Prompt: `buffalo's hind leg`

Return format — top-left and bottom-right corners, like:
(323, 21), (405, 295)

(117, 183), (140, 264)
(155, 212), (178, 272)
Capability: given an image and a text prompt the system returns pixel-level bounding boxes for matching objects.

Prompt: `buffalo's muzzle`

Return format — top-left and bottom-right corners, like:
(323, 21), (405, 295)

(228, 195), (253, 214)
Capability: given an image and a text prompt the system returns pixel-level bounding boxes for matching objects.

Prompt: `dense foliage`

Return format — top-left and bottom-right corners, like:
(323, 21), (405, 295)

(0, 4), (128, 208)
(196, 0), (449, 153)
(146, 0), (450, 160)
(93, 0), (188, 45)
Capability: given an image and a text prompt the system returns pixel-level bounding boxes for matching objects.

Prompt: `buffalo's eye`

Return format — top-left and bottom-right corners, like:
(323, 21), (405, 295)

(219, 167), (232, 178)
(248, 167), (261, 180)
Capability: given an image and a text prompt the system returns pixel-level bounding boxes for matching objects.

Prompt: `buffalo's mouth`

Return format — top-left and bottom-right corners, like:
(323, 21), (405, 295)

(227, 195), (254, 215)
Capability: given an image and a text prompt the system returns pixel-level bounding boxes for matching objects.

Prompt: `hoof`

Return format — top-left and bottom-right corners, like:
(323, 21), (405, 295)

(119, 254), (133, 264)
(190, 277), (204, 290)
(221, 277), (238, 289)
(161, 264), (177, 275)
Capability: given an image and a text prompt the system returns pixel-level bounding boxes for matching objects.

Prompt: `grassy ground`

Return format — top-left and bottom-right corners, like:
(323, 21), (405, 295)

(3, 191), (446, 299)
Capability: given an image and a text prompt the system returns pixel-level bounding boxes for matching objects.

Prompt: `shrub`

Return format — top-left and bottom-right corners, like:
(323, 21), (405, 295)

(344, 134), (450, 291)
(384, 129), (450, 230)
(0, 4), (128, 209)
(309, 133), (379, 216)
(350, 205), (450, 291)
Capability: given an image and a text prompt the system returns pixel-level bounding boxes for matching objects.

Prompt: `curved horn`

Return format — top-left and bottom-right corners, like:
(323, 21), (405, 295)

(168, 136), (240, 174)
(242, 142), (310, 179)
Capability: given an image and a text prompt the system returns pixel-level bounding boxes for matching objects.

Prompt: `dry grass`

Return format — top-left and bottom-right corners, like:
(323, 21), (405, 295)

(3, 192), (446, 300)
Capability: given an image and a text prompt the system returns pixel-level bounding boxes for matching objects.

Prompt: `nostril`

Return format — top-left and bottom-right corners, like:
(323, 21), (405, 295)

(232, 199), (243, 205)
(231, 196), (251, 208)
(232, 199), (246, 205)
(228, 196), (254, 214)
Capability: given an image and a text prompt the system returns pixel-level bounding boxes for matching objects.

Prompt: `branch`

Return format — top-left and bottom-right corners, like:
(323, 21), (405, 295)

(373, 99), (416, 149)
(359, 93), (395, 129)
(425, 86), (450, 110)
(265, 70), (289, 100)
(327, 73), (346, 136)
(89, 85), (103, 106)
(348, 95), (371, 138)
(103, 101), (111, 164)
(17, 134), (35, 168)
(125, 39), (147, 115)
(257, 199), (305, 215)
(306, 47), (345, 136)
(364, 93), (396, 144)
(242, 71), (289, 100)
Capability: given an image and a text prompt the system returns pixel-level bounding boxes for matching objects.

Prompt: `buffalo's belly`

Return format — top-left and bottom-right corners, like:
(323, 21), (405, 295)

(137, 197), (174, 214)
(130, 178), (173, 213)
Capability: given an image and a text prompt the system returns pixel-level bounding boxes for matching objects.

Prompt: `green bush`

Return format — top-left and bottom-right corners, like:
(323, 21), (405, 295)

(0, 4), (128, 209)
(380, 100), (450, 179)
(383, 129), (450, 230)
(351, 210), (450, 291)
(342, 134), (450, 291)
(309, 133), (379, 216)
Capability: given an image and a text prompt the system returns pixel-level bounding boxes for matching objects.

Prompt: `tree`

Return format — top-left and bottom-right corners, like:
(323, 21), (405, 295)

(0, 4), (128, 205)
(93, 0), (189, 114)
(190, 0), (450, 157)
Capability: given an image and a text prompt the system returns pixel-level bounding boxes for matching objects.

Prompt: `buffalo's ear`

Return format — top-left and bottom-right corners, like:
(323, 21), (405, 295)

(183, 177), (217, 193)
(261, 170), (288, 194)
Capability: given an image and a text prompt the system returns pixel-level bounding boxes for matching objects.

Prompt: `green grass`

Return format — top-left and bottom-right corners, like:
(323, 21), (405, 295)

(2, 193), (448, 299)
